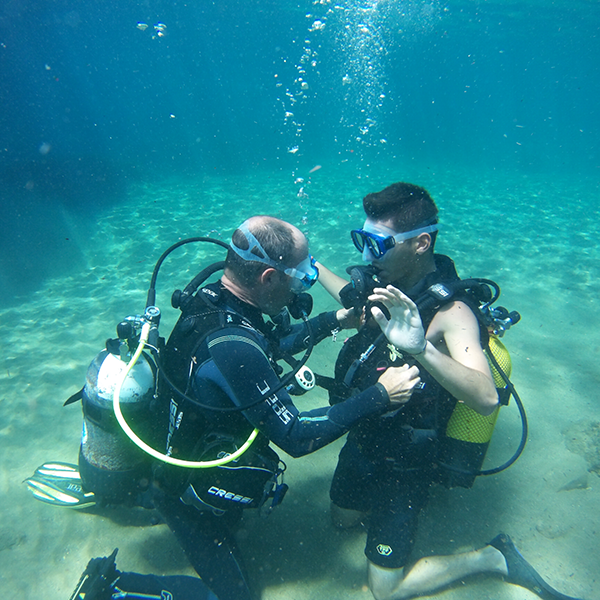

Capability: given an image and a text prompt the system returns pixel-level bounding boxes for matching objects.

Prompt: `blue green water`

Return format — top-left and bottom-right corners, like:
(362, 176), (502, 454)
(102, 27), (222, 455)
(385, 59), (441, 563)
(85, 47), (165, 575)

(0, 1), (599, 598)
(2, 0), (599, 303)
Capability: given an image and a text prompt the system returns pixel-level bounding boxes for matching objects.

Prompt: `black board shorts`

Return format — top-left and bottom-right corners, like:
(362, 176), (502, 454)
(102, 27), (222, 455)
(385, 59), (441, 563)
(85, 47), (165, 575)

(330, 437), (434, 568)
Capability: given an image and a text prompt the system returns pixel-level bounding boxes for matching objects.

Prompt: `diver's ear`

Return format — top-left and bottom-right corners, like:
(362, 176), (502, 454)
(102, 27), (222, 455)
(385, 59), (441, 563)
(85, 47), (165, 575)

(414, 233), (432, 255)
(259, 267), (280, 288)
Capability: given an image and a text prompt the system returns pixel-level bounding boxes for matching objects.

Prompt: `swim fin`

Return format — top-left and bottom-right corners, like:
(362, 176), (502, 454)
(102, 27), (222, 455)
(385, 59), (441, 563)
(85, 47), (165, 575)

(489, 533), (585, 600)
(69, 548), (120, 600)
(69, 548), (221, 600)
(23, 462), (96, 509)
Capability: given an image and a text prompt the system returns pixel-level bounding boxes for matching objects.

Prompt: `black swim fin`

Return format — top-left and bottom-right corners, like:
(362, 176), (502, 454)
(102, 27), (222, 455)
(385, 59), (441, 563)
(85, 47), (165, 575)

(23, 462), (96, 509)
(69, 550), (221, 600)
(69, 548), (120, 600)
(489, 533), (585, 600)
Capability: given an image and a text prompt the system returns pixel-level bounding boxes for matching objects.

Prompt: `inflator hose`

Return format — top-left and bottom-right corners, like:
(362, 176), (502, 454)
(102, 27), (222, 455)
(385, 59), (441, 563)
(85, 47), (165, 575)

(477, 347), (528, 476)
(437, 343), (528, 478)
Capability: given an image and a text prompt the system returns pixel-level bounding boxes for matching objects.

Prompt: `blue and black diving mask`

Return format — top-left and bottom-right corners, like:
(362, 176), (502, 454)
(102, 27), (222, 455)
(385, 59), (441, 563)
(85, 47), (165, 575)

(351, 218), (440, 261)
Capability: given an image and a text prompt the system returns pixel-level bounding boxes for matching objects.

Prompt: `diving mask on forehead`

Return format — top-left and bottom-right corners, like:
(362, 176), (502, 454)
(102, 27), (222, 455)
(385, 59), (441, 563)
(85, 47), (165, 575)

(230, 222), (319, 293)
(351, 218), (440, 261)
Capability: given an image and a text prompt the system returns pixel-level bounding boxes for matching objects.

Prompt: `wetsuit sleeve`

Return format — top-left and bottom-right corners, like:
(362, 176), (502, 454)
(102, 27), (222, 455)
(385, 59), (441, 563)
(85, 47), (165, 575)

(278, 311), (340, 354)
(196, 325), (389, 458)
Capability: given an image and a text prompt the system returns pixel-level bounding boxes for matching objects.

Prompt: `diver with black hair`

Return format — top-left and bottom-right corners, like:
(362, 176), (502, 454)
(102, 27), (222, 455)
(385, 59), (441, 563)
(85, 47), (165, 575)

(315, 183), (585, 600)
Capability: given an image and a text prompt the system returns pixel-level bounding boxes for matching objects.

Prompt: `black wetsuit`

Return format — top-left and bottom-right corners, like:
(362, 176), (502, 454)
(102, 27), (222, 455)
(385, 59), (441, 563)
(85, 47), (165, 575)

(153, 281), (392, 600)
(329, 254), (478, 569)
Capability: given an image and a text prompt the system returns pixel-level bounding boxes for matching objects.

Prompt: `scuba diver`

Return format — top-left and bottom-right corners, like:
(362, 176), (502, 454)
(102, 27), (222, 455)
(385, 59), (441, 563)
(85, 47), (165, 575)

(314, 183), (585, 600)
(27, 215), (420, 600)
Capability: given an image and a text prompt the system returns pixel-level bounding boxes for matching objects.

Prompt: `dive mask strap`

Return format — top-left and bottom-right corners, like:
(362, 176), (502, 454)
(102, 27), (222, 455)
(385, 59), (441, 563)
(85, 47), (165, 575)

(230, 222), (281, 269)
(230, 222), (318, 290)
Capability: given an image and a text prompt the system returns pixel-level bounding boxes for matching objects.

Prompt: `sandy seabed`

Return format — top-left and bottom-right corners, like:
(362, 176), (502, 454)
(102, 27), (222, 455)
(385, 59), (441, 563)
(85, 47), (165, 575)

(1, 162), (599, 600)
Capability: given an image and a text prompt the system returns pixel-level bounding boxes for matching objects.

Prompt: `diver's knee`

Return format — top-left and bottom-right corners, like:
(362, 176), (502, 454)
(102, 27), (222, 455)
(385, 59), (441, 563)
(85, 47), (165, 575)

(368, 561), (406, 600)
(330, 502), (364, 529)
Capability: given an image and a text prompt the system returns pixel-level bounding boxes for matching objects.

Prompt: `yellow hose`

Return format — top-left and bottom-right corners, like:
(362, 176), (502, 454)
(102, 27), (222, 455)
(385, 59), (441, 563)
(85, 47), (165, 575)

(112, 321), (259, 468)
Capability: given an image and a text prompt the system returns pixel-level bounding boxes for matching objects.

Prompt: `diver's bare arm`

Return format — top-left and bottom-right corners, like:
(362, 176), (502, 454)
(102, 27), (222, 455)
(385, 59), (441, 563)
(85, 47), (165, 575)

(314, 261), (348, 304)
(416, 302), (498, 415)
(368, 287), (498, 416)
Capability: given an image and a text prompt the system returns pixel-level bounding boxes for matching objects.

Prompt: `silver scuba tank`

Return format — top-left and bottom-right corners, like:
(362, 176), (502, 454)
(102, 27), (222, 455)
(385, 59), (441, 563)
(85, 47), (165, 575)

(79, 347), (156, 504)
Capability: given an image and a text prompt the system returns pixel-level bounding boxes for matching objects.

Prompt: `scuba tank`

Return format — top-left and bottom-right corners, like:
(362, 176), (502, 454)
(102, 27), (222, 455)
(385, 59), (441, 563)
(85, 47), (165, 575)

(75, 314), (158, 506)
(437, 334), (511, 488)
(436, 291), (525, 488)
